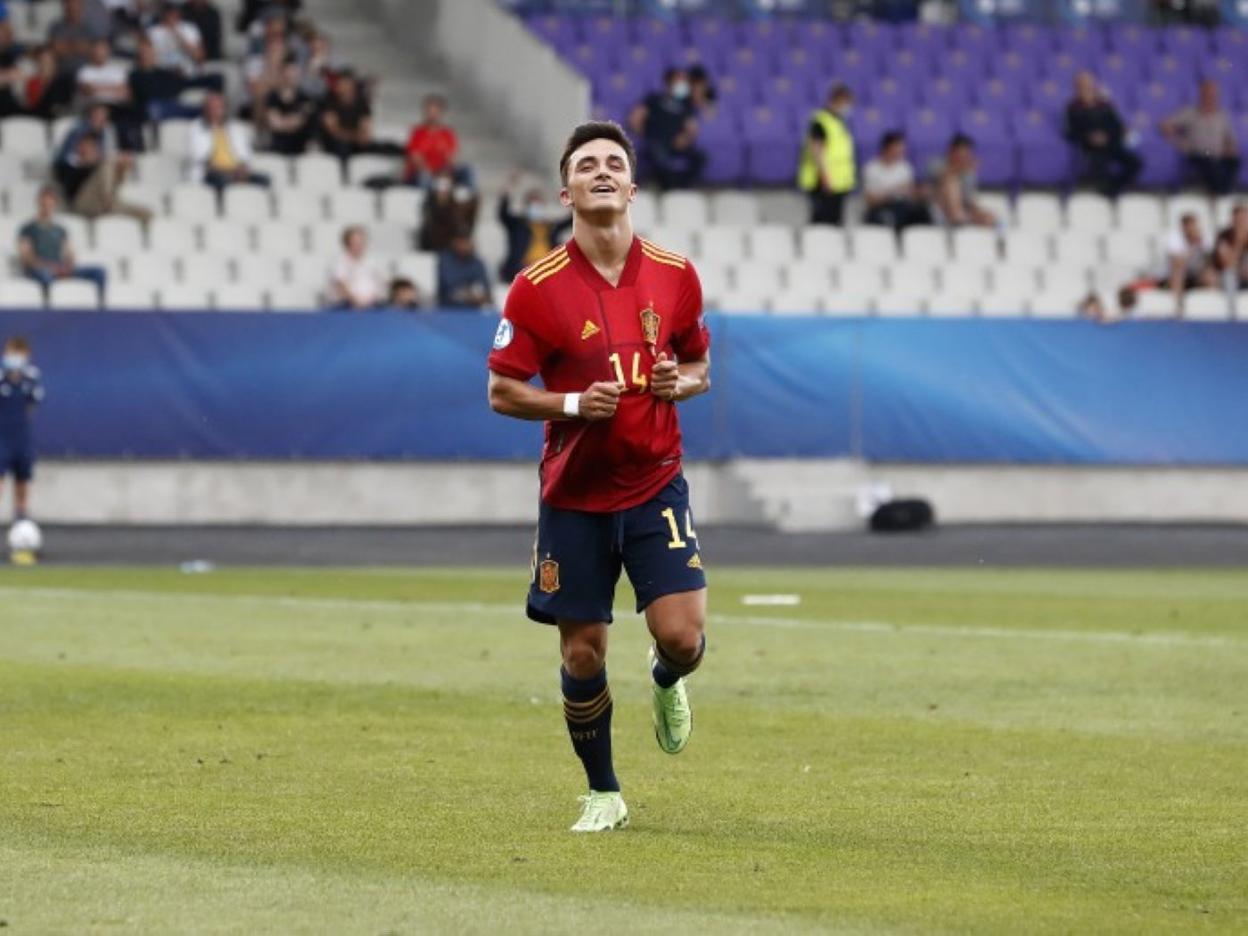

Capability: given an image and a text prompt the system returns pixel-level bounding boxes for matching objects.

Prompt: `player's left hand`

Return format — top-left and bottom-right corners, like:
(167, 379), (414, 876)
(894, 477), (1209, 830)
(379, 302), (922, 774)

(650, 351), (680, 402)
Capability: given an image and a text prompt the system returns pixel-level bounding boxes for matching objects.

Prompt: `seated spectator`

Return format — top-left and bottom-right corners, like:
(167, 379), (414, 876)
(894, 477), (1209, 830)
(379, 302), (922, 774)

(181, 0), (223, 62)
(1064, 71), (1142, 198)
(1161, 80), (1240, 196)
(244, 27), (288, 123)
(53, 102), (150, 220)
(797, 83), (856, 226)
(76, 37), (144, 150)
(1213, 203), (1248, 290)
(419, 168), (478, 252)
(23, 44), (74, 119)
(190, 91), (271, 189)
(386, 277), (421, 309)
(49, 0), (107, 77)
(688, 63), (717, 116)
(931, 134), (996, 228)
(148, 2), (204, 78)
(263, 56), (314, 155)
(18, 186), (108, 297)
(1162, 212), (1216, 305)
(0, 20), (26, 118)
(317, 71), (380, 160)
(327, 226), (386, 310)
(437, 230), (491, 309)
(629, 67), (706, 191)
(129, 33), (191, 123)
(404, 94), (471, 187)
(862, 131), (931, 231)
(236, 0), (302, 35)
(299, 30), (338, 100)
(497, 172), (571, 283)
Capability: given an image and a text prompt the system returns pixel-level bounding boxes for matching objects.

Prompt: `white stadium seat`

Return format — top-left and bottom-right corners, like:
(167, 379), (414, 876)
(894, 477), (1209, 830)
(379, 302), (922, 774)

(392, 253), (438, 296)
(629, 191), (658, 234)
(874, 289), (927, 316)
(48, 279), (101, 310)
(234, 253), (291, 288)
(0, 279), (45, 309)
(214, 283), (268, 311)
(799, 226), (849, 263)
(54, 214), (91, 252)
(92, 216), (146, 256)
(901, 226), (949, 264)
(156, 118), (195, 157)
(253, 220), (307, 253)
(1052, 230), (1104, 265)
(294, 153), (344, 191)
(1030, 287), (1085, 318)
(169, 184), (219, 222)
(718, 285), (770, 314)
(250, 153), (295, 188)
(836, 265), (886, 294)
(326, 187), (378, 223)
(157, 283), (213, 310)
(989, 263), (1041, 293)
(1104, 232), (1157, 272)
(731, 260), (784, 295)
(822, 290), (874, 316)
(1015, 193), (1063, 233)
(136, 152), (186, 188)
(268, 283), (322, 311)
(786, 262), (833, 294)
(978, 287), (1031, 317)
(940, 262), (991, 295)
(644, 227), (695, 259)
(850, 227), (899, 265)
(698, 226), (747, 264)
(179, 254), (233, 287)
(147, 218), (198, 256)
(222, 185), (273, 223)
(709, 191), (761, 226)
(346, 155), (402, 187)
(1002, 229), (1051, 265)
(748, 225), (795, 264)
(769, 288), (824, 315)
(274, 190), (326, 224)
(1116, 193), (1166, 232)
(1041, 261), (1092, 294)
(105, 282), (158, 310)
(1133, 289), (1180, 319)
(951, 227), (999, 264)
(1183, 289), (1232, 321)
(368, 222), (416, 257)
(474, 222), (508, 275)
(379, 186), (425, 224)
(694, 260), (730, 307)
(200, 219), (251, 255)
(926, 290), (979, 317)
(976, 191), (1012, 226)
(1, 116), (49, 155)
(1066, 193), (1114, 233)
(1167, 194), (1214, 234)
(659, 191), (709, 228)
(287, 254), (330, 293)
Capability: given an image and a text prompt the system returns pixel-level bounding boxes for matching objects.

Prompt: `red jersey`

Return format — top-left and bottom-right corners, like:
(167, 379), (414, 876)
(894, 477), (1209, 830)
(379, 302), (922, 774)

(405, 124), (458, 175)
(488, 236), (709, 513)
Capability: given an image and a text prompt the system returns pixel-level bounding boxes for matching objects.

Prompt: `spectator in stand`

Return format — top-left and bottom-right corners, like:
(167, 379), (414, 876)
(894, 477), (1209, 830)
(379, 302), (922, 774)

(419, 168), (478, 252)
(1064, 71), (1142, 198)
(497, 172), (571, 283)
(129, 33), (189, 122)
(1160, 80), (1240, 196)
(190, 91), (271, 189)
(327, 225), (387, 310)
(862, 131), (931, 231)
(318, 71), (380, 160)
(244, 26), (288, 123)
(148, 2), (204, 78)
(23, 44), (74, 119)
(688, 63), (717, 116)
(53, 102), (150, 220)
(263, 56), (314, 154)
(236, 0), (302, 35)
(0, 19), (26, 117)
(76, 37), (144, 150)
(437, 229), (491, 310)
(299, 30), (337, 100)
(931, 134), (996, 228)
(386, 277), (421, 309)
(629, 66), (706, 191)
(49, 0), (106, 76)
(18, 186), (108, 298)
(1160, 212), (1216, 309)
(1213, 203), (1248, 290)
(405, 94), (470, 187)
(797, 83), (856, 225)
(181, 0), (223, 62)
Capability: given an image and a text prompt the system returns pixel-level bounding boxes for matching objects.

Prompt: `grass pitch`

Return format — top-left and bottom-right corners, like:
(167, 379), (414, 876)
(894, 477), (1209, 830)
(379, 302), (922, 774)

(0, 564), (1244, 934)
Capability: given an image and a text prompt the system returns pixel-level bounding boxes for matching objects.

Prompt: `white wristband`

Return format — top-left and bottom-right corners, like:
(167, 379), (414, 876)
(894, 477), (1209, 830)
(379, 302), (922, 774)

(562, 392), (581, 418)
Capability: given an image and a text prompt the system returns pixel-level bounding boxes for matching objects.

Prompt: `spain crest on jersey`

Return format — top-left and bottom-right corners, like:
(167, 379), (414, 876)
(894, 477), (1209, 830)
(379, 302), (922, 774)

(640, 305), (660, 345)
(538, 558), (560, 594)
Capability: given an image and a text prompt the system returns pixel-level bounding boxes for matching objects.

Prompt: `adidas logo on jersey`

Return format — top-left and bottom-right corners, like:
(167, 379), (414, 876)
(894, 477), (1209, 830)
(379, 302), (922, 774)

(581, 320), (600, 340)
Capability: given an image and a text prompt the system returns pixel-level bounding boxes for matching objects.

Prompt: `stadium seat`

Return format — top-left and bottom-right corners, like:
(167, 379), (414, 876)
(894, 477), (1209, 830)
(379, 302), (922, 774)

(346, 155), (402, 187)
(253, 220), (307, 253)
(1, 117), (49, 156)
(286, 255), (329, 295)
(474, 222), (508, 276)
(48, 279), (101, 310)
(698, 226), (747, 264)
(822, 290), (875, 316)
(851, 227), (899, 265)
(1105, 232), (1157, 273)
(718, 285), (770, 314)
(659, 191), (709, 229)
(235, 253), (291, 289)
(875, 290), (927, 317)
(769, 288), (824, 315)
(645, 227), (695, 258)
(1183, 289), (1232, 321)
(940, 263), (991, 295)
(1002, 230), (1051, 265)
(136, 152), (186, 189)
(105, 283), (158, 310)
(326, 188), (379, 223)
(1015, 193), (1064, 233)
(926, 290), (979, 317)
(731, 261), (784, 295)
(180, 254), (233, 287)
(55, 214), (91, 252)
(709, 191), (761, 226)
(148, 217), (199, 256)
(294, 154), (344, 191)
(786, 262), (834, 294)
(1116, 193), (1166, 232)
(200, 219), (250, 255)
(157, 283), (213, 311)
(368, 222), (416, 257)
(92, 216), (145, 256)
(170, 184), (219, 222)
(978, 286), (1031, 317)
(901, 226), (950, 264)
(951, 228), (999, 264)
(379, 187), (424, 225)
(222, 185), (273, 223)
(799, 226), (849, 263)
(1133, 289), (1180, 319)
(747, 225), (795, 265)
(392, 253), (438, 297)
(695, 261), (730, 307)
(989, 263), (1042, 293)
(1042, 260), (1092, 293)
(1066, 193), (1115, 233)
(251, 154), (294, 188)
(836, 265), (887, 295)
(1052, 231), (1104, 265)
(274, 190), (327, 224)
(214, 283), (268, 311)
(3, 181), (40, 217)
(976, 191), (1013, 226)
(118, 182), (168, 216)
(1213, 196), (1238, 230)
(0, 279), (45, 309)
(1030, 288), (1085, 318)
(1166, 194), (1214, 234)
(630, 191), (658, 233)
(156, 118), (195, 157)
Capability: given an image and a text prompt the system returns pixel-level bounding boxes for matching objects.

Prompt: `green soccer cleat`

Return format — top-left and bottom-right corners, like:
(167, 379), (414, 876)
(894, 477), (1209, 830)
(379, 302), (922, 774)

(649, 646), (692, 755)
(570, 791), (629, 832)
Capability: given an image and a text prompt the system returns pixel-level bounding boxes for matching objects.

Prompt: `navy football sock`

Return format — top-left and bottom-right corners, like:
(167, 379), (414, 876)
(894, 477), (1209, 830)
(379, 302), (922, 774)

(652, 634), (706, 689)
(561, 666), (619, 793)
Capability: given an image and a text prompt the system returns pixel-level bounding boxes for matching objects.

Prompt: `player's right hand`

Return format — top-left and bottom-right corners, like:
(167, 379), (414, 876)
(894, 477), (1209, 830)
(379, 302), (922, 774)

(579, 381), (624, 420)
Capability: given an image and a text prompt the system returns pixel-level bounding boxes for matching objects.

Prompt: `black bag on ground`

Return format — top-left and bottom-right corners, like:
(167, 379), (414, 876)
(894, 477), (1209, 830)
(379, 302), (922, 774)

(869, 499), (935, 533)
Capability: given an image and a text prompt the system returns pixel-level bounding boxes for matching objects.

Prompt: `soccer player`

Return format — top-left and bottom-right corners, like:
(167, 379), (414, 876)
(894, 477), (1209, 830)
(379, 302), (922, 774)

(487, 121), (711, 833)
(0, 337), (45, 521)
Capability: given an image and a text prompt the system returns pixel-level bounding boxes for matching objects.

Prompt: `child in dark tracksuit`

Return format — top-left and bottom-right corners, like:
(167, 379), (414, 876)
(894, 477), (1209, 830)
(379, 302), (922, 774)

(0, 337), (45, 520)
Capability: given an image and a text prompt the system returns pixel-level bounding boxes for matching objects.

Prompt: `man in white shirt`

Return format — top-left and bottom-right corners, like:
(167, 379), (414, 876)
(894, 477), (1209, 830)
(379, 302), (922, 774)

(1162, 212), (1215, 309)
(328, 226), (387, 310)
(862, 131), (932, 231)
(147, 2), (204, 76)
(76, 38), (130, 104)
(188, 91), (270, 188)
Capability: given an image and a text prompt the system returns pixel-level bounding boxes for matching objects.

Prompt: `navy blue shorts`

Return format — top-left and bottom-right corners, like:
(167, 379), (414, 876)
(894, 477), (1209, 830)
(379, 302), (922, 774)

(527, 473), (706, 625)
(0, 448), (33, 482)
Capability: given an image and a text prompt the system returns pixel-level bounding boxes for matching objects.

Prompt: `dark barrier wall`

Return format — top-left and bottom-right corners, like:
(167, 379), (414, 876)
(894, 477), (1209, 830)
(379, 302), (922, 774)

(2, 310), (1247, 464)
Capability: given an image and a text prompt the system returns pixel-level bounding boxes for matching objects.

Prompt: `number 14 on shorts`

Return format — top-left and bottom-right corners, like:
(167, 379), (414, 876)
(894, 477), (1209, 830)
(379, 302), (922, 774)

(662, 507), (697, 549)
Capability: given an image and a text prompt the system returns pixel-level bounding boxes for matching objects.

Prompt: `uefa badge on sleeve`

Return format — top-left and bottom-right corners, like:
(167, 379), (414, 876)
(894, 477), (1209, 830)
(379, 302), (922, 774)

(493, 318), (514, 350)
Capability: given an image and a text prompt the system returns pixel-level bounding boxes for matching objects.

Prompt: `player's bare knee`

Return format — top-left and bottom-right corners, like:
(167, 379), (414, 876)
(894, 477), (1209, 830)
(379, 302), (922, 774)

(559, 626), (607, 676)
(657, 624), (702, 664)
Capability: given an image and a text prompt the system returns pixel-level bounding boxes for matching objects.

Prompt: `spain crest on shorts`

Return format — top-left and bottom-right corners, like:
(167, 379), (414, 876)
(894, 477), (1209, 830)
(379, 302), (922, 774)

(538, 558), (560, 594)
(640, 305), (660, 346)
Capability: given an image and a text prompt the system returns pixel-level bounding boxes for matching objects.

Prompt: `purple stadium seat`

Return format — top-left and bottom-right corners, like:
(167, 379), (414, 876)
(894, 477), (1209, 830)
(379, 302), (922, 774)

(617, 45), (665, 86)
(739, 18), (795, 50)
(764, 75), (814, 114)
(1055, 23), (1107, 59)
(716, 74), (760, 110)
(1106, 23), (1160, 58)
(782, 48), (824, 88)
(949, 22), (997, 58)
(821, 48), (880, 92)
(1100, 73), (1139, 115)
(673, 45), (726, 72)
(1136, 81), (1187, 123)
(1101, 52), (1146, 87)
(1003, 22), (1056, 57)
(688, 17), (737, 52)
(959, 109), (1014, 187)
(582, 15), (630, 48)
(566, 43), (619, 78)
(1132, 133), (1184, 190)
(1238, 114), (1248, 185)
(597, 71), (649, 112)
(978, 77), (1028, 115)
(852, 107), (896, 158)
(938, 47), (986, 86)
(791, 20), (844, 58)
(1013, 110), (1076, 187)
(905, 107), (954, 171)
(868, 77), (912, 119)
(743, 107), (799, 185)
(922, 76), (973, 114)
(843, 20), (896, 64)
(895, 22), (953, 58)
(1147, 54), (1199, 90)
(525, 14), (580, 48)
(991, 49), (1044, 86)
(1213, 26), (1248, 59)
(1028, 78), (1069, 118)
(1045, 52), (1082, 91)
(698, 113), (746, 185)
(885, 48), (935, 86)
(1159, 25), (1213, 59)
(724, 46), (777, 83)
(628, 16), (686, 47)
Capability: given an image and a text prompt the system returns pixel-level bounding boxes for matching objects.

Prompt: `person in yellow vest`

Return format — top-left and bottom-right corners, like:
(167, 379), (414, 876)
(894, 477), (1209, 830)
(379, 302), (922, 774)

(797, 84), (856, 225)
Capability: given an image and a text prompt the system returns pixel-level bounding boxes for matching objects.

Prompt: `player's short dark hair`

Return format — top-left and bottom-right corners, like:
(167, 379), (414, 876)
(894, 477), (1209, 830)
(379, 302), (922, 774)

(880, 130), (904, 151)
(828, 83), (852, 103)
(559, 121), (637, 186)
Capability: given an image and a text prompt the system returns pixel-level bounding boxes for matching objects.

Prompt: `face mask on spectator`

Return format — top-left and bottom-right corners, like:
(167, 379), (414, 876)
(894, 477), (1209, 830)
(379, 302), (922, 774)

(434, 176), (452, 194)
(671, 81), (690, 99)
(3, 354), (28, 371)
(526, 203), (561, 223)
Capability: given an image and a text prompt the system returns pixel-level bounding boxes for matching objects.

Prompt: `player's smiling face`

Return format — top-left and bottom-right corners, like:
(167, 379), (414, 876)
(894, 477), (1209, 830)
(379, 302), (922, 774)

(561, 138), (636, 218)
